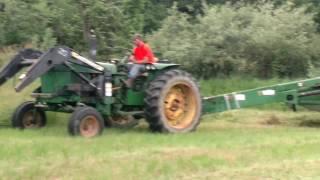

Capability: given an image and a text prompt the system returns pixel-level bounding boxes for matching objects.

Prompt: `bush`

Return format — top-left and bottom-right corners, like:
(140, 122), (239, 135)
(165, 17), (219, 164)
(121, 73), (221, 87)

(148, 3), (320, 79)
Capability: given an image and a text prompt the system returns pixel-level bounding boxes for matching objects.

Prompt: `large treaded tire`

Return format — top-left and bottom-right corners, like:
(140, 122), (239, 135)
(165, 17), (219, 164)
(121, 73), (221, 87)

(12, 101), (46, 129)
(144, 69), (202, 133)
(68, 106), (104, 138)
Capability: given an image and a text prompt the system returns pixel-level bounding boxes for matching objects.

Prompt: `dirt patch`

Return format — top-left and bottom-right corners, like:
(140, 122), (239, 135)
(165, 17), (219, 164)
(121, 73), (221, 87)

(259, 115), (281, 125)
(299, 120), (320, 127)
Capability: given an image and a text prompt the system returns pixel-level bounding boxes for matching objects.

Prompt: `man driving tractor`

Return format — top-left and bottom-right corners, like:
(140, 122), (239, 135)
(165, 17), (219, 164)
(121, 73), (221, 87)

(124, 34), (157, 88)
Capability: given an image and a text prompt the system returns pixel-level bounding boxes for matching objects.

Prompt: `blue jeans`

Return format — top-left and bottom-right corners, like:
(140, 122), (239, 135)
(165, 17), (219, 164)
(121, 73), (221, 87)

(128, 64), (145, 78)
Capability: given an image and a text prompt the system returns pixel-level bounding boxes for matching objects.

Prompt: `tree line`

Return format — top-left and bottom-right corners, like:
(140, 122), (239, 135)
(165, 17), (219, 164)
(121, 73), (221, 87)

(1, 0), (320, 78)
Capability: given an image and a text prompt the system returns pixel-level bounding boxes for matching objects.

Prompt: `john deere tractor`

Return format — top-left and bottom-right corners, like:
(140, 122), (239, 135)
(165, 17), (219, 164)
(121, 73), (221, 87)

(0, 46), (202, 137)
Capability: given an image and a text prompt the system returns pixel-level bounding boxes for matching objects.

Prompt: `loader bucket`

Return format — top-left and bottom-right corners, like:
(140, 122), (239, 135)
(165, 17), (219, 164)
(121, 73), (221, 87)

(0, 49), (42, 86)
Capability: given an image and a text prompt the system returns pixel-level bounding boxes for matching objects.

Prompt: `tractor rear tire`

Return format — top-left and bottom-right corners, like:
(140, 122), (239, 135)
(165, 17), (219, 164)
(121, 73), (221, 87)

(144, 69), (202, 133)
(68, 106), (104, 138)
(12, 101), (47, 129)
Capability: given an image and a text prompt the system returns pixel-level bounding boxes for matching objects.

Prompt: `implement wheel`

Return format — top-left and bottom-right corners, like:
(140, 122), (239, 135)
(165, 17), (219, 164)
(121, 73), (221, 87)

(12, 101), (46, 129)
(144, 69), (202, 133)
(68, 106), (104, 138)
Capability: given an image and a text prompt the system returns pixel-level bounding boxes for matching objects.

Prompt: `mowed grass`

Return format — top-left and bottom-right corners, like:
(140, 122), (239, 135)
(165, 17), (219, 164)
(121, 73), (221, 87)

(2, 110), (320, 179)
(1, 50), (320, 179)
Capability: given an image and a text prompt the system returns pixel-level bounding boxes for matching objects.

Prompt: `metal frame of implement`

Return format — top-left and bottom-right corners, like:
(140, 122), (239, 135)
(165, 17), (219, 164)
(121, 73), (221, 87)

(203, 77), (320, 114)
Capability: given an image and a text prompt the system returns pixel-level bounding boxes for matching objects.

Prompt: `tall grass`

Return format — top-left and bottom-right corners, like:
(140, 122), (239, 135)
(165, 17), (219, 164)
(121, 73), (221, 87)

(0, 46), (17, 67)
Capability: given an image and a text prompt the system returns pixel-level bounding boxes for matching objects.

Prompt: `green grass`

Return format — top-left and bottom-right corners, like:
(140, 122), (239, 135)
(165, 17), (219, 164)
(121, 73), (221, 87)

(1, 78), (320, 179)
(2, 110), (320, 179)
(1, 50), (320, 179)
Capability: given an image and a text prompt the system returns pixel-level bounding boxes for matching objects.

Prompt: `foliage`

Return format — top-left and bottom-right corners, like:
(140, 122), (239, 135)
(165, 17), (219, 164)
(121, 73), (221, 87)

(149, 3), (320, 78)
(0, 0), (131, 57)
(1, 1), (320, 77)
(31, 28), (56, 51)
(123, 0), (146, 34)
(0, 0), (53, 47)
(0, 46), (16, 67)
(47, 0), (132, 58)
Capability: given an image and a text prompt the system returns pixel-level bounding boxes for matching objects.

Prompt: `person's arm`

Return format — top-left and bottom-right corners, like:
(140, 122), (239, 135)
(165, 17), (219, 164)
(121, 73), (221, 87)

(130, 48), (137, 63)
(129, 55), (135, 62)
(144, 44), (155, 63)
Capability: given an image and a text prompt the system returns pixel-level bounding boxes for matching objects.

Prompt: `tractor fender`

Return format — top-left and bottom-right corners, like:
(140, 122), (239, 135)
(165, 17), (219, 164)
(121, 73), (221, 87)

(151, 63), (180, 71)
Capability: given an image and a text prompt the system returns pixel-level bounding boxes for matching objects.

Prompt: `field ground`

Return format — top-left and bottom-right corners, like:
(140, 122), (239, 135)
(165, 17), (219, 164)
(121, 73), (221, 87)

(1, 80), (320, 179)
(2, 110), (320, 179)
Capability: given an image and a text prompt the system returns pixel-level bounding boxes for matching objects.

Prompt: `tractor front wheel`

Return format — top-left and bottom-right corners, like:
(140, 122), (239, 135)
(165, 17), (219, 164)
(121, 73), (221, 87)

(12, 101), (47, 129)
(144, 69), (202, 133)
(68, 106), (104, 138)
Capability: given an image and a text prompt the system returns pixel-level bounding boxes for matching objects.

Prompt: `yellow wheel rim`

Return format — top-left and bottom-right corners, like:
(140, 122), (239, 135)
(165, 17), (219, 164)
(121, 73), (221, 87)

(163, 83), (198, 129)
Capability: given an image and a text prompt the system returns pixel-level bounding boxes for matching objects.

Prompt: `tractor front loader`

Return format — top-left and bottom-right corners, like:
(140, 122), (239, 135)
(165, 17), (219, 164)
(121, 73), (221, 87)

(0, 46), (202, 137)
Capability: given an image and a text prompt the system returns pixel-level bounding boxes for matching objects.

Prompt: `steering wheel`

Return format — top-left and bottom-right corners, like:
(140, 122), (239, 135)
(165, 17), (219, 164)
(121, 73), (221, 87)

(117, 52), (131, 73)
(105, 47), (132, 73)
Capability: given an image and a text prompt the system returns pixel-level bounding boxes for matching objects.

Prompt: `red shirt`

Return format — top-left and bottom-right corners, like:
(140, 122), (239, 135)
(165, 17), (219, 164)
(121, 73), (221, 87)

(132, 42), (155, 64)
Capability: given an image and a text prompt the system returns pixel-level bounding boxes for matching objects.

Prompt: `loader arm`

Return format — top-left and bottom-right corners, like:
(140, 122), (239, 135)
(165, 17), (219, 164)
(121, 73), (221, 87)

(0, 46), (105, 92)
(15, 47), (73, 92)
(0, 49), (42, 86)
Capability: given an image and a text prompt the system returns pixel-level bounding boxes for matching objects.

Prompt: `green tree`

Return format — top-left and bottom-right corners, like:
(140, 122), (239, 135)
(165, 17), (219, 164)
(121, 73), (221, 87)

(143, 0), (171, 33)
(48, 0), (130, 57)
(123, 0), (146, 34)
(0, 0), (55, 46)
(0, 0), (131, 58)
(149, 3), (320, 79)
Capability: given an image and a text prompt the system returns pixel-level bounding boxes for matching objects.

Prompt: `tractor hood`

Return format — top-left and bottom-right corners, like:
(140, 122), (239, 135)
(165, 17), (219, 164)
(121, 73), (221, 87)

(96, 62), (179, 74)
(96, 62), (117, 74)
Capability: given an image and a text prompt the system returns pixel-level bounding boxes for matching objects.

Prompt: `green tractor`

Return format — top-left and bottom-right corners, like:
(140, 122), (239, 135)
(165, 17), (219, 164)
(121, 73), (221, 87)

(0, 46), (202, 137)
